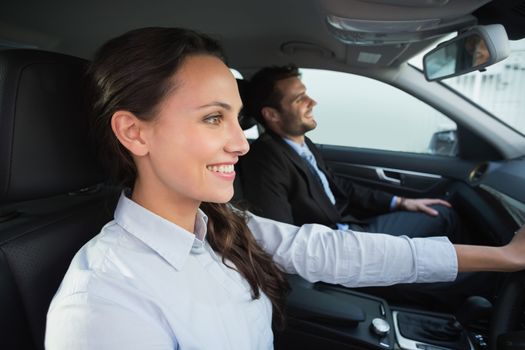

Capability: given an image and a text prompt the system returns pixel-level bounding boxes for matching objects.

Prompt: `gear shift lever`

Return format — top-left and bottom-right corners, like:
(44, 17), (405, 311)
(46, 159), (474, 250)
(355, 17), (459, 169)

(453, 296), (493, 328)
(395, 296), (492, 348)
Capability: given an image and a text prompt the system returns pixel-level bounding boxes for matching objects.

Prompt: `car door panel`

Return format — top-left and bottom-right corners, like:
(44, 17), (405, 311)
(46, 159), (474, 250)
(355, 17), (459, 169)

(318, 144), (522, 245)
(318, 144), (479, 199)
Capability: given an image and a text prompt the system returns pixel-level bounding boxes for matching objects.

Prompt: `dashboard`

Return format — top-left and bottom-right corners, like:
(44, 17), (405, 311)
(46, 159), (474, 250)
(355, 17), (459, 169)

(454, 157), (525, 245)
(477, 157), (525, 224)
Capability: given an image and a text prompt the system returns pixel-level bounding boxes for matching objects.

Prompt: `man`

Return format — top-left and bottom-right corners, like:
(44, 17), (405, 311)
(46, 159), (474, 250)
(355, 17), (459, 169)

(241, 64), (459, 240)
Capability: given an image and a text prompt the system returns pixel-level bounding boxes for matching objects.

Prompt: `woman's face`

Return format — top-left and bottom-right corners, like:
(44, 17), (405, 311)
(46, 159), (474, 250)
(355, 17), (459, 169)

(134, 55), (249, 210)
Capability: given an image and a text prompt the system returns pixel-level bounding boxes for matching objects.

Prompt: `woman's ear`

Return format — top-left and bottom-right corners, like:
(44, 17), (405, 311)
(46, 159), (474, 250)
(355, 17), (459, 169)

(111, 111), (149, 156)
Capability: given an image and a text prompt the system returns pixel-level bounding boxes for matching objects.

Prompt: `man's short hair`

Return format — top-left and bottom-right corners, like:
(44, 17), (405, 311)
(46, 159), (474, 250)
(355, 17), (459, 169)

(246, 64), (300, 127)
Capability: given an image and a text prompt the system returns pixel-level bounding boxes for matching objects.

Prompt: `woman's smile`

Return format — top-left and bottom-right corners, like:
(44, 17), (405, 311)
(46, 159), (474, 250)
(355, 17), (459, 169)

(207, 163), (236, 180)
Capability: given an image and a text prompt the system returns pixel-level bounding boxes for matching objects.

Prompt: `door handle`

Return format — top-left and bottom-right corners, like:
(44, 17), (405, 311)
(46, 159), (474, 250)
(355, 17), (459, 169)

(376, 168), (401, 185)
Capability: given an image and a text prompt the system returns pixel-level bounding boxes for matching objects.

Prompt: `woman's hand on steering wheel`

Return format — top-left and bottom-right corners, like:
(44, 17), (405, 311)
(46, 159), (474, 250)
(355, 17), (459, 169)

(503, 224), (525, 271)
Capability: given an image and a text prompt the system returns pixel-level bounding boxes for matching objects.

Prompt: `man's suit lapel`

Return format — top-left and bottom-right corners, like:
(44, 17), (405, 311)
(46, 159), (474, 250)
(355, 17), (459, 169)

(272, 136), (312, 183)
(305, 137), (344, 198)
(305, 137), (363, 224)
(269, 133), (341, 223)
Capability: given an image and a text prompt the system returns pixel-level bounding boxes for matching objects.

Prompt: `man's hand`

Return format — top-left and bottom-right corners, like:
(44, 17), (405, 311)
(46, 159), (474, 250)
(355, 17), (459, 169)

(398, 198), (452, 216)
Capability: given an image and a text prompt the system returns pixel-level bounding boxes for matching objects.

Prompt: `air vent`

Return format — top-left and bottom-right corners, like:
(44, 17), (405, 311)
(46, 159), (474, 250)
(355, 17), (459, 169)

(468, 162), (489, 183)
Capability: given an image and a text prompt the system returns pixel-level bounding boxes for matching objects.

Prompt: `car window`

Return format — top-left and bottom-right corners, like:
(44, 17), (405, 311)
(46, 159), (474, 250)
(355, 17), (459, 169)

(230, 68), (243, 79)
(410, 37), (525, 137)
(301, 68), (458, 156)
(243, 124), (259, 139)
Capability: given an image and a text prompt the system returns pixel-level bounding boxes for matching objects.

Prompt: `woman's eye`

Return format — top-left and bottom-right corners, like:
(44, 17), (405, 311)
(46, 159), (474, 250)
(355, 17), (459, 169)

(204, 115), (222, 125)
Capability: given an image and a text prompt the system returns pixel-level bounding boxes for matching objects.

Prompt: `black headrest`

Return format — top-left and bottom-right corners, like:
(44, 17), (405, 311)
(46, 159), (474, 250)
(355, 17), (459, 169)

(236, 79), (258, 131)
(0, 49), (105, 205)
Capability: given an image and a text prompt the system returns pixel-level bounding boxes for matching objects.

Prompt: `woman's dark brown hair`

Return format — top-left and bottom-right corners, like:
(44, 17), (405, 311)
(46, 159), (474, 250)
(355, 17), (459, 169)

(88, 27), (289, 327)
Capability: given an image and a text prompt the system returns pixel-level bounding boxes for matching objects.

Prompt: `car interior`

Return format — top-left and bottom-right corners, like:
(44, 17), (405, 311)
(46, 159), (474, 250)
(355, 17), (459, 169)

(1, 0), (525, 350)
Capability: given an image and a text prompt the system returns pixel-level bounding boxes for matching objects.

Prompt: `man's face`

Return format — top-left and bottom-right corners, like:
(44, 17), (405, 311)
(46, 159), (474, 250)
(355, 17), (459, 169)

(273, 76), (317, 138)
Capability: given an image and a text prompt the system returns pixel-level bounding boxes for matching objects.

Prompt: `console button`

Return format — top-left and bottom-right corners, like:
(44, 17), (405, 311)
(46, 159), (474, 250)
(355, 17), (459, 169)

(370, 317), (390, 337)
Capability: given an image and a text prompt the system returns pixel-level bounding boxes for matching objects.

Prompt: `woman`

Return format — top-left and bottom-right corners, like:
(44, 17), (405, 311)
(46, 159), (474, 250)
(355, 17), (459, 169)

(45, 27), (525, 349)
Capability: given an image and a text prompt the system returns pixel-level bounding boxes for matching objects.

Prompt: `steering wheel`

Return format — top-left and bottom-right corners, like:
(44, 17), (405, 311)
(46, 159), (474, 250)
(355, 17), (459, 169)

(489, 271), (525, 350)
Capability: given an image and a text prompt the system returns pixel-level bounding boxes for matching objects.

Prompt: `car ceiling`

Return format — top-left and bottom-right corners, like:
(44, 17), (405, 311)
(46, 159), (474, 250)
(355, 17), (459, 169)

(1, 0), (524, 74)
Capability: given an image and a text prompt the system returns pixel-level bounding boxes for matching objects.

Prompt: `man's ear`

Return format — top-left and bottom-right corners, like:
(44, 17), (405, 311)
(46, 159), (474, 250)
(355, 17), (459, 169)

(111, 111), (149, 156)
(261, 106), (280, 126)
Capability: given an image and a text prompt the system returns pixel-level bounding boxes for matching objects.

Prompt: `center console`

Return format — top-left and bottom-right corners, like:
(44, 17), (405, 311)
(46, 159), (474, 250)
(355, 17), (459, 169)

(276, 275), (483, 350)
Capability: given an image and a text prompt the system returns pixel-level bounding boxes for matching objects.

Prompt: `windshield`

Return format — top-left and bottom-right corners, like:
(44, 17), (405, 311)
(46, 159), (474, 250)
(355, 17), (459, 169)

(410, 36), (525, 136)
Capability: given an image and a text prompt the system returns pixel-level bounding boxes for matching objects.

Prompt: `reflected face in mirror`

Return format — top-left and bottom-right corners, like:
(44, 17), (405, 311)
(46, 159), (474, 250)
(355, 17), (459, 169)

(423, 24), (509, 82)
(465, 35), (490, 66)
(473, 39), (489, 66)
(423, 32), (494, 81)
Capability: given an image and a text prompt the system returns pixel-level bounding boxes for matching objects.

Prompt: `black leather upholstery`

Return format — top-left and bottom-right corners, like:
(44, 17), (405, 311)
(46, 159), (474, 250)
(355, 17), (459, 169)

(231, 79), (252, 205)
(236, 78), (258, 131)
(0, 50), (106, 204)
(0, 49), (119, 350)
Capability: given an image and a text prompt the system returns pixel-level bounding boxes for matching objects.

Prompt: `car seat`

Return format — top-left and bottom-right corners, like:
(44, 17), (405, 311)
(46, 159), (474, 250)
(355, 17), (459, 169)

(231, 78), (258, 205)
(0, 49), (120, 350)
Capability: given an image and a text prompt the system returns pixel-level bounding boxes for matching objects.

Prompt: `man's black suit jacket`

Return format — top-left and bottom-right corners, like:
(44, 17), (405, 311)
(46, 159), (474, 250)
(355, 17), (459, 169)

(240, 132), (394, 228)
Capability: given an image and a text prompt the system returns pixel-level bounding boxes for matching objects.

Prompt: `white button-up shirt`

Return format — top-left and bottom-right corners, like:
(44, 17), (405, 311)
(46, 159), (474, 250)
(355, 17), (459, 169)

(45, 193), (457, 350)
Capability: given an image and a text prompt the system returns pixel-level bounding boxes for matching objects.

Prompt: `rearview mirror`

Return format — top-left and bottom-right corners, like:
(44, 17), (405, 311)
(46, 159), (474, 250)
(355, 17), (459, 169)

(423, 24), (509, 81)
